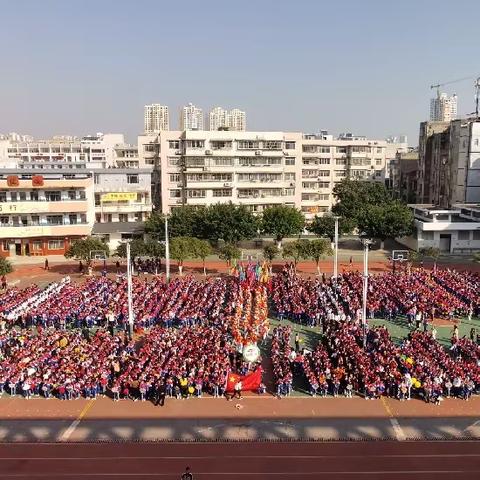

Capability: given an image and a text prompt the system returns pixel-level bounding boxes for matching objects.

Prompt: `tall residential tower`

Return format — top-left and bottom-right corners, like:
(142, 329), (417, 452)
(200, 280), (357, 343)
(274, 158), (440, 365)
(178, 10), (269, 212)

(430, 92), (458, 122)
(180, 103), (204, 131)
(144, 104), (169, 133)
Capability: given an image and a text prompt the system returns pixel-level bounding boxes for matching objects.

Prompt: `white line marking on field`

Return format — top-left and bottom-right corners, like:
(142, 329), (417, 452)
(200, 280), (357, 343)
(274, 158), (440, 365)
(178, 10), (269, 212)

(58, 400), (94, 442)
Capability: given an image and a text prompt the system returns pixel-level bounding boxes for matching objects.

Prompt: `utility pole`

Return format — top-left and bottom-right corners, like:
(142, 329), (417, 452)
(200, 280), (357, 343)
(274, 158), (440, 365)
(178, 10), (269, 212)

(126, 242), (134, 339)
(165, 216), (170, 283)
(361, 238), (373, 348)
(333, 216), (340, 280)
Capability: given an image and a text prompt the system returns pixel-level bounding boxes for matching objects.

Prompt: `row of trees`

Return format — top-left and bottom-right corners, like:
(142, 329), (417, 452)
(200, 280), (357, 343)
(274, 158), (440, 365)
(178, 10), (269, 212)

(144, 180), (415, 248)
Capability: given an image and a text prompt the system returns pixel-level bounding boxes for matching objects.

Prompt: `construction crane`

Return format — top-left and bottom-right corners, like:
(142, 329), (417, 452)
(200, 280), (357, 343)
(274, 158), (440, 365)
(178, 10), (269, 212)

(430, 75), (476, 96)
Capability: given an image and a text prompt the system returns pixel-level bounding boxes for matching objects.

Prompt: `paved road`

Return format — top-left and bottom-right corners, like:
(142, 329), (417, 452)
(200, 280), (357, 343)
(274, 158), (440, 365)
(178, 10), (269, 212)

(0, 441), (479, 479)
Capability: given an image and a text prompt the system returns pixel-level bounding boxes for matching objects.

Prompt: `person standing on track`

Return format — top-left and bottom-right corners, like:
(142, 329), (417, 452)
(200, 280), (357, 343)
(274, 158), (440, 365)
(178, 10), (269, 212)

(181, 466), (193, 480)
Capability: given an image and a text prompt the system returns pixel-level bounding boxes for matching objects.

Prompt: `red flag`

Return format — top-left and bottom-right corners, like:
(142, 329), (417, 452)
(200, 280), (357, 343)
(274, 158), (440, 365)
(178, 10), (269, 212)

(226, 367), (262, 392)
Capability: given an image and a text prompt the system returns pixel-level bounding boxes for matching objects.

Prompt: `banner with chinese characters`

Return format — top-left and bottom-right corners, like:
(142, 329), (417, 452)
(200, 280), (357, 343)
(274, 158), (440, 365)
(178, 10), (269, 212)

(100, 192), (137, 202)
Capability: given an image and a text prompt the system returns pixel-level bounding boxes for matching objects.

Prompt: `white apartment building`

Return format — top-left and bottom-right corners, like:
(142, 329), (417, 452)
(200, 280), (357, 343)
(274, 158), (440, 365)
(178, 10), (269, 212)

(1, 133), (125, 170)
(144, 104), (169, 133)
(92, 168), (153, 249)
(138, 130), (389, 220)
(430, 92), (458, 122)
(180, 103), (204, 131)
(209, 107), (246, 131)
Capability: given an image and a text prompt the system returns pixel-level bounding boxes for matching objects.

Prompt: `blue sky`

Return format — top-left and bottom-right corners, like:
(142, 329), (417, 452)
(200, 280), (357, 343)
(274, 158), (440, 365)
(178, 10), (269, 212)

(1, 0), (478, 145)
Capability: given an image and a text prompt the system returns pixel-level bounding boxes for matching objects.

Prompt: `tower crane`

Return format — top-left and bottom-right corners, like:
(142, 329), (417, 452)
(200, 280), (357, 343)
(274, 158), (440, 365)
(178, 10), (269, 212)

(430, 75), (475, 96)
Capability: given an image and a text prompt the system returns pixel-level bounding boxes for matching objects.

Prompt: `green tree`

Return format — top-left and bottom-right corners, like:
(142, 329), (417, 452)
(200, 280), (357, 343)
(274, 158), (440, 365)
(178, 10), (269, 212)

(308, 213), (355, 243)
(305, 239), (333, 275)
(65, 237), (109, 266)
(145, 206), (206, 240)
(261, 205), (305, 248)
(357, 201), (414, 249)
(0, 257), (13, 276)
(282, 240), (309, 268)
(170, 237), (196, 275)
(419, 247), (441, 272)
(263, 243), (279, 262)
(332, 179), (392, 223)
(203, 203), (258, 244)
(218, 243), (241, 267)
(191, 238), (213, 276)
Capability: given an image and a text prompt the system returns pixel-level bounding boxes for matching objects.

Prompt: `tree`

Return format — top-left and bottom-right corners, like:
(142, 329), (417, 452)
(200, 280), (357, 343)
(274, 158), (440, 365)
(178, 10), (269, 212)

(65, 237), (109, 266)
(305, 239), (333, 275)
(282, 240), (309, 268)
(308, 213), (355, 243)
(0, 257), (13, 276)
(332, 179), (392, 223)
(218, 243), (241, 267)
(263, 244), (279, 262)
(419, 247), (441, 272)
(191, 238), (213, 276)
(203, 203), (258, 244)
(357, 201), (414, 249)
(145, 206), (206, 240)
(474, 252), (480, 263)
(261, 205), (305, 248)
(170, 237), (195, 275)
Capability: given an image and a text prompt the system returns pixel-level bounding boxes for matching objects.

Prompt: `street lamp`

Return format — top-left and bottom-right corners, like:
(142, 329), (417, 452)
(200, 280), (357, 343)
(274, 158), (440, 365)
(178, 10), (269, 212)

(360, 236), (373, 348)
(333, 216), (340, 280)
(165, 215), (170, 283)
(126, 242), (134, 339)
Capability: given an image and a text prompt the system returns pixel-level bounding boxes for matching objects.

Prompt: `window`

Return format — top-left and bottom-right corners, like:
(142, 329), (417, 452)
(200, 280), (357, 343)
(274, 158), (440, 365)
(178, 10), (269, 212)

(95, 213), (101, 223)
(212, 189), (232, 197)
(169, 174), (181, 183)
(238, 140), (260, 149)
(2, 240), (9, 250)
(168, 157), (180, 166)
(10, 192), (17, 201)
(336, 159), (347, 165)
(21, 216), (28, 226)
(185, 157), (205, 167)
(213, 157), (233, 166)
(375, 158), (382, 166)
(19, 192), (27, 201)
(421, 231), (434, 240)
(46, 215), (63, 225)
(32, 241), (42, 251)
(262, 141), (282, 150)
(68, 190), (76, 200)
(69, 214), (78, 225)
(104, 214), (112, 222)
(336, 147), (347, 154)
(127, 174), (139, 184)
(31, 215), (39, 226)
(170, 190), (181, 198)
(318, 170), (330, 177)
(48, 239), (64, 250)
(458, 231), (470, 241)
(94, 174), (100, 184)
(95, 193), (101, 206)
(119, 214), (129, 222)
(45, 191), (61, 202)
(473, 230), (480, 240)
(335, 170), (346, 178)
(351, 146), (371, 153)
(284, 173), (295, 181)
(185, 140), (204, 149)
(285, 157), (295, 166)
(376, 147), (383, 153)
(186, 190), (206, 198)
(169, 140), (180, 149)
(285, 141), (296, 149)
(30, 191), (38, 201)
(0, 191), (6, 202)
(135, 212), (142, 222)
(0, 216), (9, 225)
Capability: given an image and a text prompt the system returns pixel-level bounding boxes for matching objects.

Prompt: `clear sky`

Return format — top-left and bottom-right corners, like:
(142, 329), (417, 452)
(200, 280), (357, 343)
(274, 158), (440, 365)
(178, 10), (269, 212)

(1, 0), (479, 145)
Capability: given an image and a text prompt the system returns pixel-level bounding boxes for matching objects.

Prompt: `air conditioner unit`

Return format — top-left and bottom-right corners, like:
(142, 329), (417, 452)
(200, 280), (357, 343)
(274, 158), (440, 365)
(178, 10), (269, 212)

(224, 182), (232, 187)
(289, 182), (295, 187)
(205, 150), (213, 155)
(283, 151), (290, 156)
(175, 151), (182, 155)
(255, 150), (262, 155)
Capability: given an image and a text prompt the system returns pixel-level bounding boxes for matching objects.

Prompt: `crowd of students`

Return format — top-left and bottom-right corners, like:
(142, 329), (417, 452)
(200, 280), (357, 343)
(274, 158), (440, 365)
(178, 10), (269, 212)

(0, 264), (478, 403)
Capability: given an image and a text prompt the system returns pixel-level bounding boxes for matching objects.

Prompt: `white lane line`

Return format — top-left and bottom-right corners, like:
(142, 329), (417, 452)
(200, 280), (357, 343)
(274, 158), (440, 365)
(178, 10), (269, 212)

(389, 417), (407, 442)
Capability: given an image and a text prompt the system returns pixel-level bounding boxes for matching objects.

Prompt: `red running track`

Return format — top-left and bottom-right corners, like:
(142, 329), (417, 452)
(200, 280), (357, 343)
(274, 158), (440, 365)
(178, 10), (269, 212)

(0, 441), (479, 479)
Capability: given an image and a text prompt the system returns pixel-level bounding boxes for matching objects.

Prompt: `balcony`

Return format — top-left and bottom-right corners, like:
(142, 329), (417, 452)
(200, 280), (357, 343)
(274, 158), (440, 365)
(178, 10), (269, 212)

(0, 200), (90, 215)
(95, 203), (153, 214)
(0, 223), (92, 238)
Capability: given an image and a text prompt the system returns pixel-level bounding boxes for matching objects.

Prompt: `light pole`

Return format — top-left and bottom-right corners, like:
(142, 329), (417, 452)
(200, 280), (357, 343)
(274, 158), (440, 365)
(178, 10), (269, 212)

(361, 237), (373, 348)
(165, 215), (170, 283)
(333, 216), (340, 280)
(126, 242), (134, 339)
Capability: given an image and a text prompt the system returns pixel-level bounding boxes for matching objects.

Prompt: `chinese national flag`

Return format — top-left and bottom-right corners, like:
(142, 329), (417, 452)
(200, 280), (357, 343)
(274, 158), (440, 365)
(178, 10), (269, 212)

(226, 367), (262, 393)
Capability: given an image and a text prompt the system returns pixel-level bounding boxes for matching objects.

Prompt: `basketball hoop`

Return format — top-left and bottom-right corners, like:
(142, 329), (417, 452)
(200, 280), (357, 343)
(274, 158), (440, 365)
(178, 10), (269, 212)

(391, 250), (410, 273)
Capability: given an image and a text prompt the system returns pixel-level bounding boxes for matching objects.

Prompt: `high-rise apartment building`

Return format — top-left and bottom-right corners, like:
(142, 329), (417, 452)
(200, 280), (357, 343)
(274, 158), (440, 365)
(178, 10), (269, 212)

(181, 103), (204, 131)
(144, 104), (169, 133)
(209, 107), (246, 131)
(430, 92), (458, 122)
(138, 130), (388, 219)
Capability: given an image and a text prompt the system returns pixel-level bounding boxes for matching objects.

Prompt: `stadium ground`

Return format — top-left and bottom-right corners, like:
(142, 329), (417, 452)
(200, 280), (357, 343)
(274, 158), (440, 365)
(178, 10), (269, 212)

(1, 441), (480, 479)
